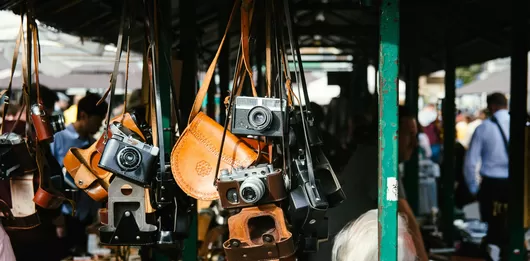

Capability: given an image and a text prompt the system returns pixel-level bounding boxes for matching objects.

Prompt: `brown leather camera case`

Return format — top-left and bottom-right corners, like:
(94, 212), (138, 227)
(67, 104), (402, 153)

(171, 112), (257, 200)
(223, 204), (295, 261)
(63, 113), (144, 202)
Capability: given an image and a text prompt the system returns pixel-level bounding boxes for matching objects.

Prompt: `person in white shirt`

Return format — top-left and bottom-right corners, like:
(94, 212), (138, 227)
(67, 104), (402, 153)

(464, 93), (510, 260)
(0, 224), (15, 261)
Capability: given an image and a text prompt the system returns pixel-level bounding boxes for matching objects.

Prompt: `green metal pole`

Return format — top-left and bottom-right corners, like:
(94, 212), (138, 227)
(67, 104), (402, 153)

(378, 0), (400, 260)
(508, 0), (527, 259)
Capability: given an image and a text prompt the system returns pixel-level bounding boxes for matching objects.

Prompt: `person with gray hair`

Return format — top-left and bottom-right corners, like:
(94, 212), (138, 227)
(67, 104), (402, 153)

(332, 209), (417, 261)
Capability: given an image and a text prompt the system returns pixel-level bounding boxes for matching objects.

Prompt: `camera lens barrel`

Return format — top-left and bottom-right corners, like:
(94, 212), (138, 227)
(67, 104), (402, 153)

(116, 146), (142, 171)
(247, 106), (273, 131)
(239, 176), (266, 204)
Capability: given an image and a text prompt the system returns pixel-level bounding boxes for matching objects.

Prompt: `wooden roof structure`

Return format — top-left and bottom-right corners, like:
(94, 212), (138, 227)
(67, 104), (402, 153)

(0, 0), (524, 75)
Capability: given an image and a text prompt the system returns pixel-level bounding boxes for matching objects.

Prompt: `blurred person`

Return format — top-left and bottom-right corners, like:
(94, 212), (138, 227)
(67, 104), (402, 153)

(50, 93), (107, 165)
(464, 93), (510, 260)
(455, 111), (470, 145)
(63, 94), (84, 126)
(310, 106), (428, 261)
(419, 104), (442, 163)
(461, 109), (487, 149)
(50, 93), (108, 255)
(54, 92), (70, 113)
(127, 89), (144, 111)
(331, 209), (417, 261)
(2, 86), (58, 135)
(417, 123), (440, 216)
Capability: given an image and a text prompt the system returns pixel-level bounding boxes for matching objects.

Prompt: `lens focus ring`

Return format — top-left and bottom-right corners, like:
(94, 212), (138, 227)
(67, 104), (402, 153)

(247, 106), (273, 131)
(239, 176), (266, 204)
(116, 146), (142, 171)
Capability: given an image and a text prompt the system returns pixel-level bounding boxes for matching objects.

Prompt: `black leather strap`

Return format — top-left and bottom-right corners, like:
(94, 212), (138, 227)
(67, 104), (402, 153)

(491, 115), (509, 154)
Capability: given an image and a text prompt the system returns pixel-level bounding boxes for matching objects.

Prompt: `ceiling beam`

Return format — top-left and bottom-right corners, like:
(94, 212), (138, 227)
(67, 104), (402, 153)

(296, 24), (374, 37)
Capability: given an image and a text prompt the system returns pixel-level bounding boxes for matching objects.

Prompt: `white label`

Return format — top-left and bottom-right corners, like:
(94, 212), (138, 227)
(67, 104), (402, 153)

(386, 177), (398, 201)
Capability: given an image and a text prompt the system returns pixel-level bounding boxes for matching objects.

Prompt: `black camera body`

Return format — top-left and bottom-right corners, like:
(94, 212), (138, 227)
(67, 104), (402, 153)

(0, 133), (34, 180)
(99, 122), (159, 185)
(288, 109), (345, 208)
(288, 156), (330, 253)
(231, 96), (287, 137)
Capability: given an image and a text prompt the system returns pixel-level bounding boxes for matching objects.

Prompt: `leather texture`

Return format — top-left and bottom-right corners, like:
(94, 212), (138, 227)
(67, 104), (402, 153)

(64, 113), (144, 202)
(171, 1), (258, 200)
(171, 112), (257, 200)
(223, 204), (295, 261)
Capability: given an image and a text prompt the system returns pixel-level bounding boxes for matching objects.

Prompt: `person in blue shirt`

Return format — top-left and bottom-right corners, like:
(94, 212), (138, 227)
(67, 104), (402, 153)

(50, 92), (107, 255)
(51, 93), (107, 166)
(464, 92), (510, 260)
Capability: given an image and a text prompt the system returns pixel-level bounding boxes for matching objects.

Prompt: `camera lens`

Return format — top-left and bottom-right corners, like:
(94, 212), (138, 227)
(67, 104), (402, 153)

(50, 114), (65, 134)
(116, 146), (142, 171)
(248, 106), (273, 131)
(239, 176), (266, 204)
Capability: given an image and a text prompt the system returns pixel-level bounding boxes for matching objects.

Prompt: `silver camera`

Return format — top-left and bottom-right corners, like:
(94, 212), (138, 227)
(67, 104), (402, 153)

(217, 164), (287, 209)
(98, 122), (159, 185)
(231, 96), (287, 137)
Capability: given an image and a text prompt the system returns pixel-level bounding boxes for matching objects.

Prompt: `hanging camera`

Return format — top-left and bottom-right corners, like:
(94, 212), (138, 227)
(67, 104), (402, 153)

(49, 112), (66, 134)
(0, 133), (35, 180)
(217, 164), (287, 209)
(99, 122), (159, 185)
(231, 96), (287, 137)
(30, 103), (54, 142)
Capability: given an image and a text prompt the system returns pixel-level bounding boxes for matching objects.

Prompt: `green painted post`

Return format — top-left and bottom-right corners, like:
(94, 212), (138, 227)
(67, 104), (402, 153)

(378, 0), (400, 260)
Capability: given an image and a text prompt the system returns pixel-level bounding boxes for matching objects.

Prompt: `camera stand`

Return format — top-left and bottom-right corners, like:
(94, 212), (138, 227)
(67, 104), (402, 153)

(99, 176), (157, 245)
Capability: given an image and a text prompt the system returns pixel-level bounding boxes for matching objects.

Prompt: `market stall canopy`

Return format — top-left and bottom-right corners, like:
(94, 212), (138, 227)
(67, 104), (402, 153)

(456, 69), (530, 96)
(0, 10), (143, 90)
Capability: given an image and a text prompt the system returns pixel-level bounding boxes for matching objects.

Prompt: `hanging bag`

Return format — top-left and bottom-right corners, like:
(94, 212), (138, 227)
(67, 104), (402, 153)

(170, 1), (257, 201)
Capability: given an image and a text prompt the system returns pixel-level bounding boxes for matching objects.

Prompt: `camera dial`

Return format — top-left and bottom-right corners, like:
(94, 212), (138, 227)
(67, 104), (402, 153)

(248, 106), (273, 131)
(239, 176), (266, 204)
(226, 188), (240, 204)
(116, 146), (142, 171)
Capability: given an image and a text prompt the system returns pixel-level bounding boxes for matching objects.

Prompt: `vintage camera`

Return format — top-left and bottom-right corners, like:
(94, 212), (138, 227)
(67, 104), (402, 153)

(0, 133), (35, 180)
(289, 109), (345, 208)
(231, 96), (287, 137)
(217, 164), (287, 209)
(30, 103), (54, 142)
(98, 122), (159, 185)
(49, 113), (65, 134)
(288, 156), (330, 253)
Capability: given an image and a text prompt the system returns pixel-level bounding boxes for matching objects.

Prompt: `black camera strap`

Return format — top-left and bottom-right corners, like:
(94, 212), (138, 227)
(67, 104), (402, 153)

(213, 41), (243, 186)
(144, 0), (167, 180)
(282, 0), (322, 203)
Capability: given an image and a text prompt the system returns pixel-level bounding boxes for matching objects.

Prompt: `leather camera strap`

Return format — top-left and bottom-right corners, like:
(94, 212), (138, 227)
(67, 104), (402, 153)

(188, 0), (239, 124)
(0, 21), (24, 134)
(240, 0), (257, 97)
(121, 32), (132, 119)
(265, 1), (272, 98)
(98, 2), (127, 143)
